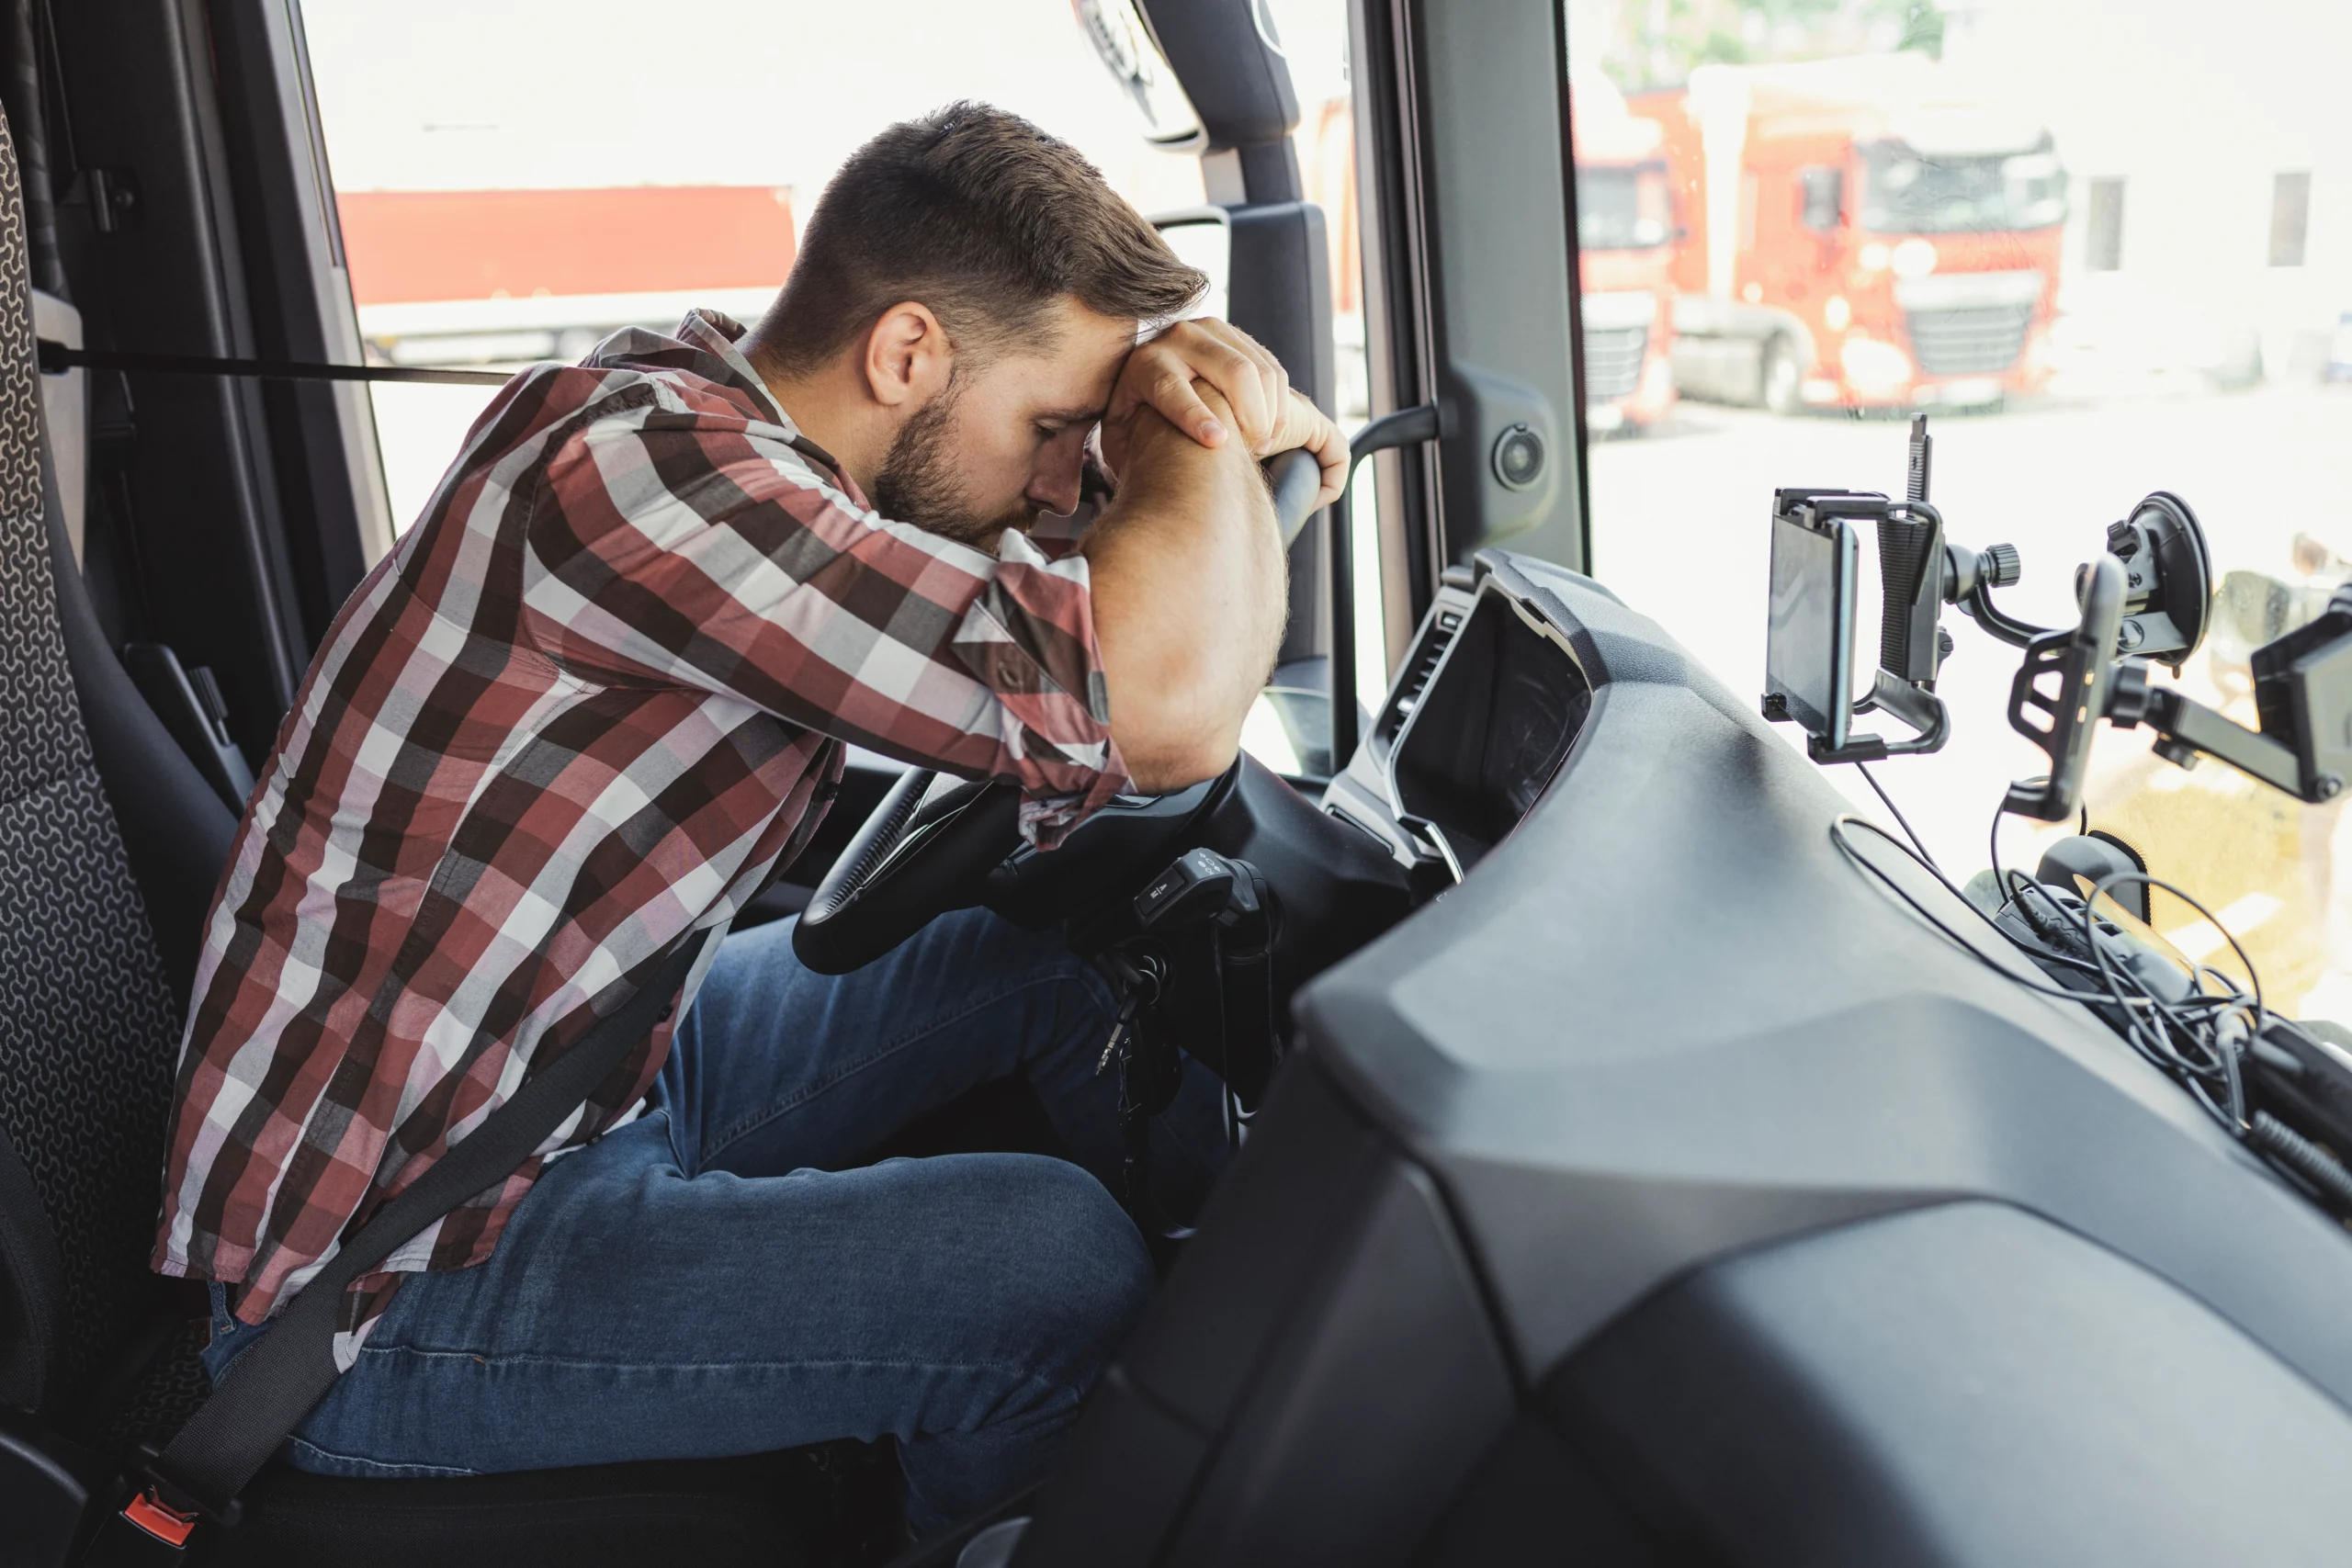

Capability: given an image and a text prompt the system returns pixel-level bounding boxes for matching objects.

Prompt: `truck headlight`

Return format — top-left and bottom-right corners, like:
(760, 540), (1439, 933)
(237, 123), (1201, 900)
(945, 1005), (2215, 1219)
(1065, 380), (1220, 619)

(1824, 294), (1852, 332)
(1891, 239), (1939, 278)
(1839, 333), (1914, 393)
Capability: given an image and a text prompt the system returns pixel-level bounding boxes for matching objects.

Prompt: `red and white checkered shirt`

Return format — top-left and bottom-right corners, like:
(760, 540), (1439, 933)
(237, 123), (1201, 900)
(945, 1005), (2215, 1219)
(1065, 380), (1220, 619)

(154, 311), (1129, 1354)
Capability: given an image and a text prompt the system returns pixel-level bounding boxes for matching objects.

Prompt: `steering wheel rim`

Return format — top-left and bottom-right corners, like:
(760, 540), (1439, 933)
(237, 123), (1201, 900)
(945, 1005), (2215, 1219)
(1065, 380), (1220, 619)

(790, 769), (1021, 975)
(1267, 446), (1322, 546)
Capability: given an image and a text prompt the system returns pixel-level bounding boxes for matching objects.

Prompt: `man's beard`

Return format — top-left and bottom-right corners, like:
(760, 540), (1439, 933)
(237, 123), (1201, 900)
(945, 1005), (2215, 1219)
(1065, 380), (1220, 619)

(872, 373), (1035, 548)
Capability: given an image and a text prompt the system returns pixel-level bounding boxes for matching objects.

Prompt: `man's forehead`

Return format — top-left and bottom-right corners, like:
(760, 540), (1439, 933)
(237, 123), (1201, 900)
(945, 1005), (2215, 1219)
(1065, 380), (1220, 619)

(1001, 299), (1136, 412)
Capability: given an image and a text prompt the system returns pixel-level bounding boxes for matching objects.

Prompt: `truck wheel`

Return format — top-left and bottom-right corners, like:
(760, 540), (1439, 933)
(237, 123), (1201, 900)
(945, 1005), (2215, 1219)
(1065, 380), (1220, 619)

(1760, 336), (1802, 415)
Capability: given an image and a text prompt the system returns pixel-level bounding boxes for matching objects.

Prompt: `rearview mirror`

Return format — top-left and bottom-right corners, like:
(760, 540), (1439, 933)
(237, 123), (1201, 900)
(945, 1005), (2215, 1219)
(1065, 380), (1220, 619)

(1072, 0), (1206, 151)
(1150, 208), (1231, 324)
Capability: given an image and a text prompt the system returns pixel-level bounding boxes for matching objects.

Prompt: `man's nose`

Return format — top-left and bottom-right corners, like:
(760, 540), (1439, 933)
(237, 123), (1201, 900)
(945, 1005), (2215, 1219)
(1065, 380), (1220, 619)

(1030, 441), (1086, 518)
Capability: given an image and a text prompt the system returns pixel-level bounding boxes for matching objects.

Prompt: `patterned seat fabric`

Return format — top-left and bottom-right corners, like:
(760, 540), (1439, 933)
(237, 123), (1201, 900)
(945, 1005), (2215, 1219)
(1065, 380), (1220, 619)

(0, 107), (192, 1439)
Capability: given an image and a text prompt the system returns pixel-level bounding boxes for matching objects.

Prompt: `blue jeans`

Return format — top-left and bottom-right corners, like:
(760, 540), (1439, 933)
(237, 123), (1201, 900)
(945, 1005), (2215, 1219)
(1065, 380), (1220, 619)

(202, 908), (1228, 1535)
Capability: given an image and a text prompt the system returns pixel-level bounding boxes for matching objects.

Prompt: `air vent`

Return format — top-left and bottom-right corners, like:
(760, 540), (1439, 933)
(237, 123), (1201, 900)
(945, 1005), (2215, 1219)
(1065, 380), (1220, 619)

(1373, 605), (1464, 756)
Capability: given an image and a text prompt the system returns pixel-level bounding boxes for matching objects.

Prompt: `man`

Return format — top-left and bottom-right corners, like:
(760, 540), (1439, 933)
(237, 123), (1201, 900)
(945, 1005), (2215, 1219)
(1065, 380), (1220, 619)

(156, 103), (1345, 1534)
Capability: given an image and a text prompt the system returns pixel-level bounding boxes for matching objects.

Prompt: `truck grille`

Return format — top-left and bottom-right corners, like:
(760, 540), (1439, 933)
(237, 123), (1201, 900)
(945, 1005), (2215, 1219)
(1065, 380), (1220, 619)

(1583, 324), (1648, 400)
(1905, 303), (2032, 376)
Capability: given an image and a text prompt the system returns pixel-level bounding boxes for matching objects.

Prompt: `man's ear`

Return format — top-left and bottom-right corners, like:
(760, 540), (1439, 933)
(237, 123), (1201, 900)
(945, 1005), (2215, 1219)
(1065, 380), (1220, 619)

(862, 301), (951, 410)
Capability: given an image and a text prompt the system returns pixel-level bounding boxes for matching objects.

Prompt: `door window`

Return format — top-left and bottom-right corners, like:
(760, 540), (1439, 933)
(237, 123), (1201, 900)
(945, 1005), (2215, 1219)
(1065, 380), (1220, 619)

(302, 0), (1379, 781)
(300, 0), (1213, 530)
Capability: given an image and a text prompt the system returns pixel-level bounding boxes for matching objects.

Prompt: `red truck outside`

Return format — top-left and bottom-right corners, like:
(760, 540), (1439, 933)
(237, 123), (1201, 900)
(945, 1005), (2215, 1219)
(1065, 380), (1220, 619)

(1628, 56), (2066, 415)
(1572, 73), (1679, 434)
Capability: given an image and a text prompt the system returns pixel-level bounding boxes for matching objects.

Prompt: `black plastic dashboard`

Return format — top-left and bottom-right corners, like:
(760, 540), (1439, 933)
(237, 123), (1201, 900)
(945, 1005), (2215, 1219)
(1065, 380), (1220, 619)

(1330, 557), (1597, 879)
(1010, 549), (2352, 1567)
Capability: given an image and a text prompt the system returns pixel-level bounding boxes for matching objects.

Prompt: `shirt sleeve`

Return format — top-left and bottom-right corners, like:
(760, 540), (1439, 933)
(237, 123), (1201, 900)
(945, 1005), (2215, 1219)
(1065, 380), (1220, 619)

(519, 400), (1129, 846)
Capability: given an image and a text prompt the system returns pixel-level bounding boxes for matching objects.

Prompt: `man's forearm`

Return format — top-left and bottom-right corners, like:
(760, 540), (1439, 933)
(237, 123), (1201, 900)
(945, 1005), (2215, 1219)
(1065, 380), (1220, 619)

(1083, 396), (1286, 792)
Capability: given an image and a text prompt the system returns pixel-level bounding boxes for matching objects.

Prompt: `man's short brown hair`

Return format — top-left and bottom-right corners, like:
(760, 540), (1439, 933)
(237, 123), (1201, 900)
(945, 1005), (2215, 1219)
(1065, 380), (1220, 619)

(759, 103), (1205, 373)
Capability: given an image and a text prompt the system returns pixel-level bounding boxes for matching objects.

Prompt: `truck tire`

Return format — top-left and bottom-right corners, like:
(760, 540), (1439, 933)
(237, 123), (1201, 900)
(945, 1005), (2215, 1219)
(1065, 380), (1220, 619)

(1761, 335), (1802, 415)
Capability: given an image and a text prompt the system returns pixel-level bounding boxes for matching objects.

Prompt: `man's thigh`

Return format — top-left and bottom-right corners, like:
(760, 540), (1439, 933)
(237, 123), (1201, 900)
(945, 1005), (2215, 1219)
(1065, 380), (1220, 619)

(292, 1109), (1154, 1482)
(661, 907), (1121, 1180)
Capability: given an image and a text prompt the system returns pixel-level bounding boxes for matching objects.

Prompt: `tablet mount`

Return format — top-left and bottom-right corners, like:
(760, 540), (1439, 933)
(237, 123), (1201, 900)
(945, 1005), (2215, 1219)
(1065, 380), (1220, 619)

(1767, 414), (2352, 822)
(1765, 415), (2034, 764)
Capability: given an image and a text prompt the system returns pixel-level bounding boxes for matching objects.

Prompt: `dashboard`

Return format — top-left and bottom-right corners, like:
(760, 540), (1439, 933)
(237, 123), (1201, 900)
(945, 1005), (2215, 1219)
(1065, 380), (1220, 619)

(1017, 546), (2352, 1567)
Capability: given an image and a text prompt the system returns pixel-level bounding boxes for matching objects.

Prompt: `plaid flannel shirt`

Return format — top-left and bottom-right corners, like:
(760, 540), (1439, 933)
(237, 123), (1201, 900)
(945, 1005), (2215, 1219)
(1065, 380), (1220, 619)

(154, 311), (1129, 1357)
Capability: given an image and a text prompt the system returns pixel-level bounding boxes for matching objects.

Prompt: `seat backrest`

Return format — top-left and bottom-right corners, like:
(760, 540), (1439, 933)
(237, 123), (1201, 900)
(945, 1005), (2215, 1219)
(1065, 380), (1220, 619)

(0, 105), (231, 1432)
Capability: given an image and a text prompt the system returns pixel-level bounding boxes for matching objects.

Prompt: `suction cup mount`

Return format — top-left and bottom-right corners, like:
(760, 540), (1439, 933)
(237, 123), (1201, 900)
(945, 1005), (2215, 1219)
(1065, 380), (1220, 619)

(2096, 491), (2211, 669)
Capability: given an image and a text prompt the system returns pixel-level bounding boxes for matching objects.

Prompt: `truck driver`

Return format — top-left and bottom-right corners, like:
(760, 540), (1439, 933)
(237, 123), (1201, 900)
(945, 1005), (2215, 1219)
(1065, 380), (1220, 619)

(153, 102), (1345, 1537)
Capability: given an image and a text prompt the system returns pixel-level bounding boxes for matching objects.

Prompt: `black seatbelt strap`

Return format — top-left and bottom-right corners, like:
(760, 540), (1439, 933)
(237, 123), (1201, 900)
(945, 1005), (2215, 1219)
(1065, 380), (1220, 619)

(36, 340), (511, 388)
(85, 931), (715, 1562)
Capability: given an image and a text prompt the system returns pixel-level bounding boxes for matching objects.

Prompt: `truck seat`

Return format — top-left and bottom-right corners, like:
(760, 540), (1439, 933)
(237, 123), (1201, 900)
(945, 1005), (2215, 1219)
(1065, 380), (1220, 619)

(0, 112), (873, 1566)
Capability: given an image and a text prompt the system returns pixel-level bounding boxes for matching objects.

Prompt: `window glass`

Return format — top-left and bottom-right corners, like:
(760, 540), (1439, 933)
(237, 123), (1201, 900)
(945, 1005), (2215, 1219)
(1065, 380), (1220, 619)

(302, 0), (1380, 779)
(1571, 0), (2352, 1020)
(300, 0), (1211, 528)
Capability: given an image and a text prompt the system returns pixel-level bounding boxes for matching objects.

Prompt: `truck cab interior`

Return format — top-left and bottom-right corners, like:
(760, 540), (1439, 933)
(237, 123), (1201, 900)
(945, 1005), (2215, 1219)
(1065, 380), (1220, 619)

(7, 2), (2352, 1566)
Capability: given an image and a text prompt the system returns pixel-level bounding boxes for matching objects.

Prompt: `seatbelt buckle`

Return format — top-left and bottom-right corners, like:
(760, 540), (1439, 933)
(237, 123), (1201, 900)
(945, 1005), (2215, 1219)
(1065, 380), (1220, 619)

(79, 1446), (244, 1564)
(119, 1486), (199, 1546)
(76, 1487), (200, 1565)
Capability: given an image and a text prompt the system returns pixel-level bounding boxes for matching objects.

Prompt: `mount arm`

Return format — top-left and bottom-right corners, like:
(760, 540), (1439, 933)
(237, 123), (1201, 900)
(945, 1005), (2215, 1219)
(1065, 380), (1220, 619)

(2104, 582), (2352, 807)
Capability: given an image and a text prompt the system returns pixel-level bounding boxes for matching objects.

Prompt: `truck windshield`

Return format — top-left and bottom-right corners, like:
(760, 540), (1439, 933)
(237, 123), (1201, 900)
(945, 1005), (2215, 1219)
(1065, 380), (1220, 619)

(1859, 142), (2068, 234)
(1577, 162), (1674, 251)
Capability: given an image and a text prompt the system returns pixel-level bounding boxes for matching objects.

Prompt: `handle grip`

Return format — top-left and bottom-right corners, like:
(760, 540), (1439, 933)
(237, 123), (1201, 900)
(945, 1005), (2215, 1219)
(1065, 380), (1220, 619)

(1267, 446), (1323, 546)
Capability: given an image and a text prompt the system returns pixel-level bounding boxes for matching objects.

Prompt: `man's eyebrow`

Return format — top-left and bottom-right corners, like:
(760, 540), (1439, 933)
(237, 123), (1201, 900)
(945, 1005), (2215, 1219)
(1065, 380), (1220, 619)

(1037, 403), (1109, 425)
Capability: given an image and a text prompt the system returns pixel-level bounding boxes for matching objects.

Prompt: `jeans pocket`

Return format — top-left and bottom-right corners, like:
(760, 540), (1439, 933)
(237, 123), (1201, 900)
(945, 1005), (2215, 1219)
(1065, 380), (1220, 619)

(200, 1282), (272, 1384)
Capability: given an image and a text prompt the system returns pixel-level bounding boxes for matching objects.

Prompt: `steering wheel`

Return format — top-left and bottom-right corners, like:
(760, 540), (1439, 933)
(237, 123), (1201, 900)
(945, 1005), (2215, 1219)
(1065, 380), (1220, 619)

(791, 448), (1323, 976)
(791, 769), (1022, 974)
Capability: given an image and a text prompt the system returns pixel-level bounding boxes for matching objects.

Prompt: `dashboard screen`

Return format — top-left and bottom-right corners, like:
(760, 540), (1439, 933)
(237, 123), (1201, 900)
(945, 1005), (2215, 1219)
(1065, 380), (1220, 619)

(1390, 591), (1590, 870)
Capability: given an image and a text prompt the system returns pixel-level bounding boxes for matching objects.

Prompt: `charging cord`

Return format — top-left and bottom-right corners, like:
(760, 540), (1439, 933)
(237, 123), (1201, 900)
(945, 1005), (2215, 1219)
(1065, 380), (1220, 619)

(1855, 761), (1938, 870)
(1838, 777), (2346, 1212)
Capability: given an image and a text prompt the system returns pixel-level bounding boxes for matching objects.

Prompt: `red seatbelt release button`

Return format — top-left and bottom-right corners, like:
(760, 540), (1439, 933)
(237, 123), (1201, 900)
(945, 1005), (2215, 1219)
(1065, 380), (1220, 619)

(120, 1486), (200, 1546)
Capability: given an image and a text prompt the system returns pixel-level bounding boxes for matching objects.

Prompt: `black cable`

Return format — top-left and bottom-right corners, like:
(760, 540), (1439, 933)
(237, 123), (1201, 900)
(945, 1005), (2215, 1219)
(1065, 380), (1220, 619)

(1870, 767), (2098, 982)
(2077, 870), (2266, 1133)
(1841, 818), (2256, 1132)
(1829, 817), (2153, 1002)
(1849, 794), (2351, 1218)
(1857, 761), (1938, 870)
(2249, 1111), (2352, 1211)
(1987, 786), (2034, 914)
(1984, 786), (2086, 914)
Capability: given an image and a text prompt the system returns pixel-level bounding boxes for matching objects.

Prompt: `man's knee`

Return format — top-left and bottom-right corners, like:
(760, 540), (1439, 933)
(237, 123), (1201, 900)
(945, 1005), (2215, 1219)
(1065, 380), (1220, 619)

(956, 1154), (1155, 1383)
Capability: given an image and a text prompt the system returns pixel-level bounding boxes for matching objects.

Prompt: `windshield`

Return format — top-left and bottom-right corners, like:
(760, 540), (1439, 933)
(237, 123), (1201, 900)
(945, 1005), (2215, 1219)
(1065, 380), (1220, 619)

(1577, 3), (2352, 1025)
(1860, 141), (2070, 234)
(1577, 162), (1674, 251)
